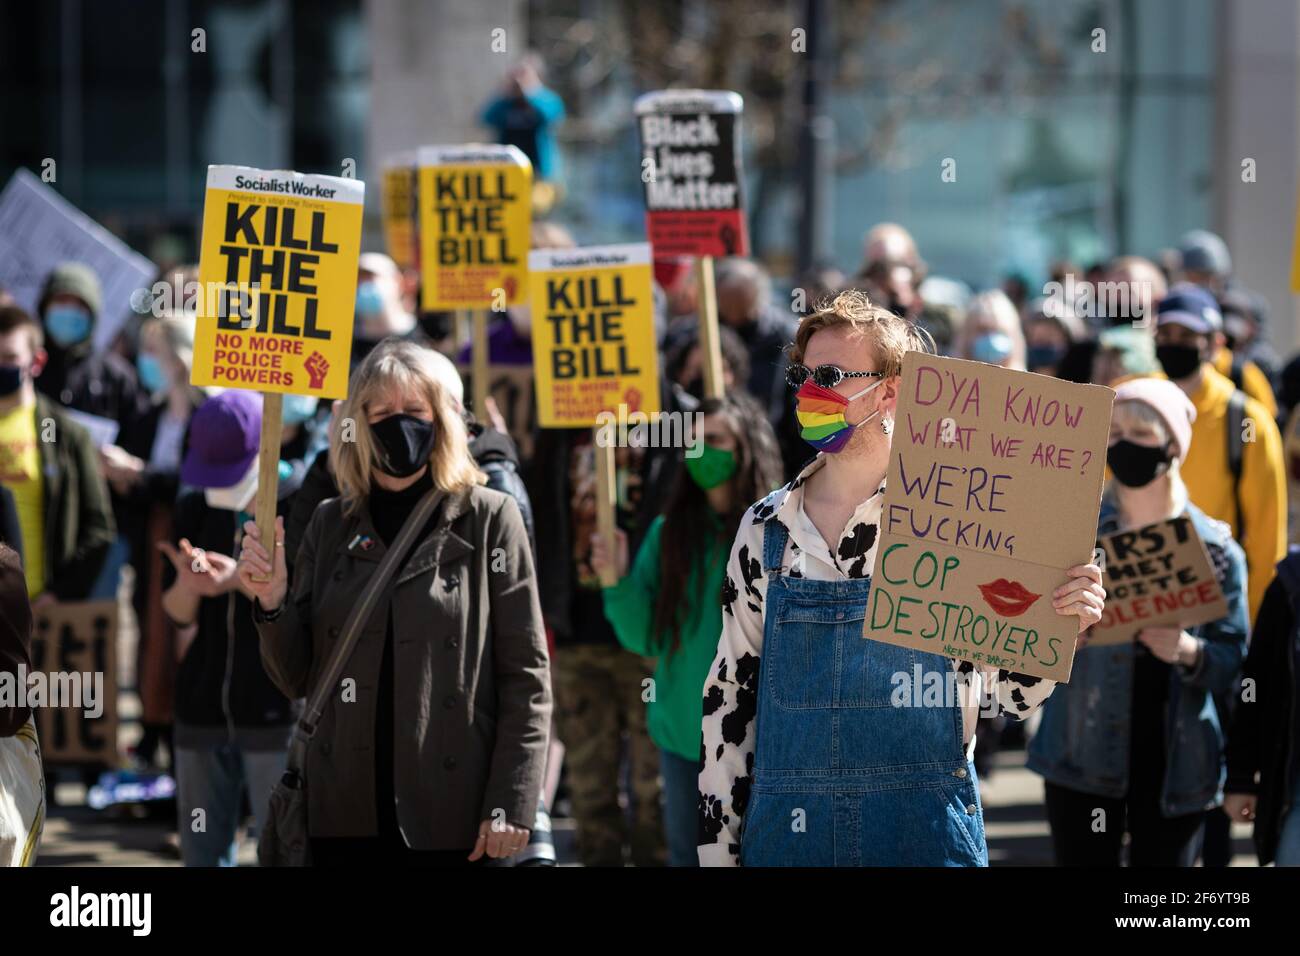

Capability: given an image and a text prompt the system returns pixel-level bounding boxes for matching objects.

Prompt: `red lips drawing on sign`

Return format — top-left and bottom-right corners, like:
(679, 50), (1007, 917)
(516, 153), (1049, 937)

(977, 579), (1041, 617)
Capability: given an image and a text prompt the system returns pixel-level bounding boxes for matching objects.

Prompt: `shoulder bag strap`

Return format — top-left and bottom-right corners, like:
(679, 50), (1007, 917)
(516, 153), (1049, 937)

(285, 486), (445, 771)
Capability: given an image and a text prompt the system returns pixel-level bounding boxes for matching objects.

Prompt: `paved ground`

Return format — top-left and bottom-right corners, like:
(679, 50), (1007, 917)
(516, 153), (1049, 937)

(34, 746), (1257, 867)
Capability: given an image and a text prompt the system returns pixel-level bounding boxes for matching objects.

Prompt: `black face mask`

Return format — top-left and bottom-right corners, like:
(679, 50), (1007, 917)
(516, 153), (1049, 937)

(418, 311), (453, 341)
(371, 413), (437, 478)
(684, 376), (705, 401)
(1155, 343), (1203, 380)
(1107, 440), (1173, 488)
(0, 364), (23, 397)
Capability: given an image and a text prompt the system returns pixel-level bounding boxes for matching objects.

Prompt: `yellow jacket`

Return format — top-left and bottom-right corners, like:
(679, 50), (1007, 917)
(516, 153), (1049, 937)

(1182, 366), (1286, 621)
(1214, 347), (1277, 418)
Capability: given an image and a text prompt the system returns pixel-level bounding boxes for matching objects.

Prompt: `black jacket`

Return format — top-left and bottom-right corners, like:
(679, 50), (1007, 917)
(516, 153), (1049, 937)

(37, 340), (146, 425)
(115, 389), (204, 541)
(164, 484), (301, 747)
(467, 422), (534, 546)
(0, 486), (21, 559)
(1225, 551), (1300, 865)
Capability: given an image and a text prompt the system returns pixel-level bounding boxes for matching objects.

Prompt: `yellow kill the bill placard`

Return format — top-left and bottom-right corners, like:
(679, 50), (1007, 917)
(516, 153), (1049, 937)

(192, 165), (364, 400)
(529, 243), (660, 428)
(418, 144), (532, 311)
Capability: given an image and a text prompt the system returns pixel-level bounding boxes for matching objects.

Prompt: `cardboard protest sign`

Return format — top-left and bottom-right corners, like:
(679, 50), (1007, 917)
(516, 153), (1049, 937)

(635, 90), (749, 259)
(0, 167), (156, 351)
(26, 601), (118, 765)
(381, 153), (417, 270)
(418, 145), (532, 310)
(865, 353), (1115, 682)
(529, 243), (661, 428)
(1088, 516), (1229, 647)
(457, 363), (537, 461)
(191, 165), (364, 399)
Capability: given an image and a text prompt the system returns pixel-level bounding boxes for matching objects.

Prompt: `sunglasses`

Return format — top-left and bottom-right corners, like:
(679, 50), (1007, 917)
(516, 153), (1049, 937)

(786, 363), (885, 390)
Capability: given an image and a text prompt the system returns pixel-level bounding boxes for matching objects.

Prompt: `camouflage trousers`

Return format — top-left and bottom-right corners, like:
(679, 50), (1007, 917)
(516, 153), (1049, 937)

(553, 643), (666, 867)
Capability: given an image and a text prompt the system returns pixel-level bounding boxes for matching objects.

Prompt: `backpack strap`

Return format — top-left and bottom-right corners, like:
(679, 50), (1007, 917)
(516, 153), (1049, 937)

(1229, 352), (1246, 393)
(1226, 389), (1247, 534)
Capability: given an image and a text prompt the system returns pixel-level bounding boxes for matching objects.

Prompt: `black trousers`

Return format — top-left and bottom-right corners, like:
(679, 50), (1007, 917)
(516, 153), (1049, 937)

(1044, 781), (1204, 866)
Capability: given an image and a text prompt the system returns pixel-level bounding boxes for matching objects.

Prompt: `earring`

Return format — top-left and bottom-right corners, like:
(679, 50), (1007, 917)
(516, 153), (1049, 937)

(881, 417), (893, 436)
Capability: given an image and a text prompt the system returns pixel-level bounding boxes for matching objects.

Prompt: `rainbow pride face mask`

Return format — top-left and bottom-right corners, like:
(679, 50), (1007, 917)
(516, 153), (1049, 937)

(795, 378), (885, 453)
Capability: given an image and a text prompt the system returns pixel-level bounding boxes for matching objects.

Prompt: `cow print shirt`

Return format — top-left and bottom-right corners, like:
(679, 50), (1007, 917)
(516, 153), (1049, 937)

(698, 454), (1058, 865)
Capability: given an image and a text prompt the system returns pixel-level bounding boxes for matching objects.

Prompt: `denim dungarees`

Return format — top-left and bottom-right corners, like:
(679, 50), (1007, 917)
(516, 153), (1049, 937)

(739, 518), (989, 866)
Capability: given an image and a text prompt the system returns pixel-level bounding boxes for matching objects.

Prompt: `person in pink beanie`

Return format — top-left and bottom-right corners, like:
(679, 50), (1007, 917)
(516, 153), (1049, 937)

(1026, 376), (1250, 866)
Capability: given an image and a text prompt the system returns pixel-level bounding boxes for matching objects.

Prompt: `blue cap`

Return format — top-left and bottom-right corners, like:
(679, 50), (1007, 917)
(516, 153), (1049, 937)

(1156, 283), (1222, 335)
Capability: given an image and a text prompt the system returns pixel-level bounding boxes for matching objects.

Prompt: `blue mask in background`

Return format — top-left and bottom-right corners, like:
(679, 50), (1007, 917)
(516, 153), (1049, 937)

(355, 281), (384, 316)
(282, 393), (319, 425)
(45, 305), (93, 348)
(971, 332), (1013, 365)
(137, 353), (168, 393)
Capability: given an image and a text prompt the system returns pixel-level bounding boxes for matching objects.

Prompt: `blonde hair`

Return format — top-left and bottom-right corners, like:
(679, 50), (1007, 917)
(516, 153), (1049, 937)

(141, 310), (196, 372)
(790, 288), (934, 378)
(956, 289), (1026, 370)
(1109, 399), (1188, 512)
(331, 338), (485, 513)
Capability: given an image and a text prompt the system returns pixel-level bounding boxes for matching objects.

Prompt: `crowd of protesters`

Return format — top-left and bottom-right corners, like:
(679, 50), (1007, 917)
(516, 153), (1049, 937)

(2, 212), (1299, 870)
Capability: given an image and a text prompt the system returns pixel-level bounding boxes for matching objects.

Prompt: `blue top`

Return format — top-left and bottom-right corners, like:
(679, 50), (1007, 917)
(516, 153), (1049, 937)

(1026, 498), (1249, 817)
(481, 87), (566, 180)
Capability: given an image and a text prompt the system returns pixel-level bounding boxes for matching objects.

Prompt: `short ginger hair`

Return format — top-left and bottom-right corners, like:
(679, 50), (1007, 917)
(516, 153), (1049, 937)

(789, 289), (933, 378)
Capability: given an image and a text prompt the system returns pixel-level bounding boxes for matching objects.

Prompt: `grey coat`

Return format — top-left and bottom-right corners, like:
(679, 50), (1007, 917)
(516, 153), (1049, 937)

(255, 485), (551, 850)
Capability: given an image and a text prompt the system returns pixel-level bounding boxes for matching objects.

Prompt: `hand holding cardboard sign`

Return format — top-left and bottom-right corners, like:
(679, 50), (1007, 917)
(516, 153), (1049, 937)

(1051, 562), (1106, 633)
(1137, 626), (1199, 666)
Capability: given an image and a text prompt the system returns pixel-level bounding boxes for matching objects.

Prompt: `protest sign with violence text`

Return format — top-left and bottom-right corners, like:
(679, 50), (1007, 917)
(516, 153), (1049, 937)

(865, 353), (1114, 682)
(1088, 515), (1229, 647)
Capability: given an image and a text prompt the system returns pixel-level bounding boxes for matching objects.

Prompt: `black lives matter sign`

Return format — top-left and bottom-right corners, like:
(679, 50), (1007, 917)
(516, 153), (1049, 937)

(635, 90), (749, 258)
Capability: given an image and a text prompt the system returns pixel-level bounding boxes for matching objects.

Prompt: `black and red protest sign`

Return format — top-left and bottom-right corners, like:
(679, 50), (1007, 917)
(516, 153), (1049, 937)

(635, 90), (749, 259)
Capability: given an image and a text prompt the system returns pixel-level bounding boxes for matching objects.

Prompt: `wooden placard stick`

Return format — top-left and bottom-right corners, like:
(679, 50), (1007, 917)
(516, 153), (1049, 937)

(593, 426), (618, 588)
(696, 255), (725, 400)
(251, 392), (283, 582)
